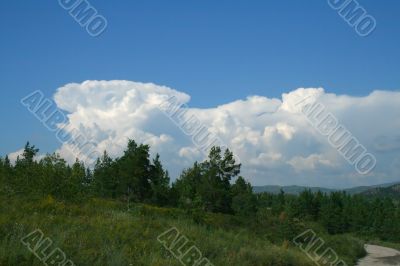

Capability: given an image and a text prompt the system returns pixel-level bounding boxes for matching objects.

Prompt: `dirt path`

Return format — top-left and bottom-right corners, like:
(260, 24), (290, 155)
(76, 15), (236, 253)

(357, 244), (400, 266)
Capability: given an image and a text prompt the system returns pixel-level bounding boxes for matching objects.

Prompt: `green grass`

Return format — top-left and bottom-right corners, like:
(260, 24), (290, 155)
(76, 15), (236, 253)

(0, 194), (365, 266)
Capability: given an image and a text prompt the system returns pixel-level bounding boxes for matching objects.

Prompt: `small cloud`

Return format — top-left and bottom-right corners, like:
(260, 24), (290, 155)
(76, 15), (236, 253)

(288, 154), (334, 172)
(7, 149), (24, 164)
(7, 148), (45, 164)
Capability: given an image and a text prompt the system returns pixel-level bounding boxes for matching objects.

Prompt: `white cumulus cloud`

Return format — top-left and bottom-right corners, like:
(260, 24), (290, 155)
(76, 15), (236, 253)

(23, 80), (400, 188)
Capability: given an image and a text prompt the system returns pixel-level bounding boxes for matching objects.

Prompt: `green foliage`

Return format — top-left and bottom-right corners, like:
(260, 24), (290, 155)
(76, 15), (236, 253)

(148, 154), (170, 206)
(117, 139), (152, 202)
(1, 140), (399, 266)
(93, 151), (118, 198)
(231, 176), (257, 216)
(173, 147), (241, 214)
(257, 189), (400, 242)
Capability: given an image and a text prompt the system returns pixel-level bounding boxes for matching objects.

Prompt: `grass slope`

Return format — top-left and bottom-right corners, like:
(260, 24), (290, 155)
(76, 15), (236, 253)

(0, 195), (365, 266)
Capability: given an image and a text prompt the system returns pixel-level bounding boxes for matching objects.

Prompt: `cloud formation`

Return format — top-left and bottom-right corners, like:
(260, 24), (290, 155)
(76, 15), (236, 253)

(21, 80), (400, 188)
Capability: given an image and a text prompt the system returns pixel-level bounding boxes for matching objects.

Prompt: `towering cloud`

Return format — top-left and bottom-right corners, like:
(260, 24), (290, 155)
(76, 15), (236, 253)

(29, 80), (400, 188)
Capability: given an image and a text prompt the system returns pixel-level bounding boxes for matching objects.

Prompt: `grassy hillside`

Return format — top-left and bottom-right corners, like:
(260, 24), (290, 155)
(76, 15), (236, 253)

(0, 194), (365, 266)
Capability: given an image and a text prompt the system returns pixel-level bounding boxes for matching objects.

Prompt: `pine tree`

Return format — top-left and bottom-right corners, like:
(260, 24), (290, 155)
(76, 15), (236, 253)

(116, 139), (152, 202)
(173, 162), (202, 209)
(149, 154), (170, 205)
(38, 153), (69, 199)
(22, 142), (39, 164)
(319, 192), (345, 234)
(0, 157), (4, 188)
(93, 151), (118, 198)
(68, 159), (86, 198)
(14, 142), (40, 193)
(231, 176), (257, 216)
(197, 147), (240, 213)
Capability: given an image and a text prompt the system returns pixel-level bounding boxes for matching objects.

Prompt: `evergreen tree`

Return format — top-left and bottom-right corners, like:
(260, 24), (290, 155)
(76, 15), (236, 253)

(38, 153), (70, 200)
(197, 147), (240, 213)
(173, 162), (202, 209)
(319, 192), (345, 234)
(149, 154), (170, 205)
(116, 139), (152, 202)
(93, 151), (118, 198)
(14, 142), (40, 193)
(231, 176), (257, 216)
(68, 159), (86, 198)
(272, 189), (286, 215)
(2, 155), (13, 191)
(0, 157), (4, 188)
(22, 141), (39, 164)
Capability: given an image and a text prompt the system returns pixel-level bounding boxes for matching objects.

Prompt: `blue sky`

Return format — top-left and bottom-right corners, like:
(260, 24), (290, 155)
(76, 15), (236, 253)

(0, 1), (399, 187)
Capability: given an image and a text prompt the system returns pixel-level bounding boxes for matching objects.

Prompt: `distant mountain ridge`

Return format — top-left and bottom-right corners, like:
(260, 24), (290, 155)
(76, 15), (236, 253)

(252, 185), (334, 195)
(253, 181), (400, 195)
(360, 183), (400, 199)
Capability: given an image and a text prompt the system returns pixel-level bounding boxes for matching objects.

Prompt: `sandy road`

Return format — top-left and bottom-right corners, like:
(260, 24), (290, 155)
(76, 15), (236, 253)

(357, 244), (400, 266)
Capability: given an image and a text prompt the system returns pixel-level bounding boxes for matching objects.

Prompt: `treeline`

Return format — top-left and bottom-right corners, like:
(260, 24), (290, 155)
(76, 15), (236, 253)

(1, 141), (400, 242)
(0, 141), (251, 214)
(257, 190), (400, 242)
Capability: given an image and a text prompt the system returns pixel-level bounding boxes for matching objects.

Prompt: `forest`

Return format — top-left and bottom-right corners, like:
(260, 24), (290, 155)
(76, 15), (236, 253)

(0, 140), (399, 265)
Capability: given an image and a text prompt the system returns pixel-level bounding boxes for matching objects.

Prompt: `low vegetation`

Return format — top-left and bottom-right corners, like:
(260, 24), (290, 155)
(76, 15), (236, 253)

(1, 194), (365, 265)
